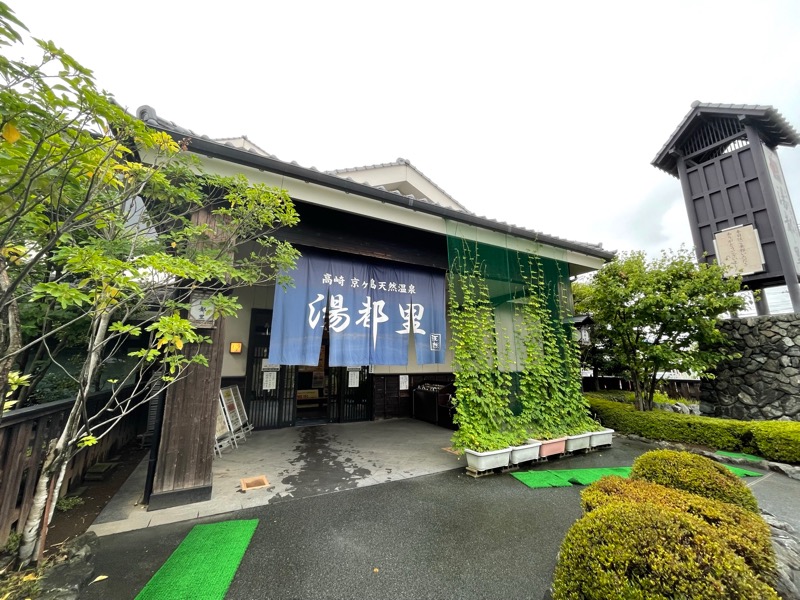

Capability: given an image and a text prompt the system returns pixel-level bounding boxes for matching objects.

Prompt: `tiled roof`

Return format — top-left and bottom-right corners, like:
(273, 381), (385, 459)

(652, 101), (800, 177)
(328, 158), (472, 213)
(134, 105), (614, 261)
(212, 136), (273, 158)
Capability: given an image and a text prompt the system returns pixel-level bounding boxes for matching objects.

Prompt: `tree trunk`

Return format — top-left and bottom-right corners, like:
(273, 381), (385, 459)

(0, 258), (22, 416)
(17, 405), (77, 566)
(18, 309), (112, 566)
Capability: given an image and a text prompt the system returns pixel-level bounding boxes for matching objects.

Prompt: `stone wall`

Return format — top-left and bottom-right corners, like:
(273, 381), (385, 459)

(700, 314), (800, 421)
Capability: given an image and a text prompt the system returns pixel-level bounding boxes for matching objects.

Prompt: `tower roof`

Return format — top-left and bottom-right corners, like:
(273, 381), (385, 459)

(652, 102), (800, 177)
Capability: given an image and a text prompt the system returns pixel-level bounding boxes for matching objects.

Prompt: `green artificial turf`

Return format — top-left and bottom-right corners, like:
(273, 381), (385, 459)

(510, 471), (573, 488)
(511, 464), (760, 489)
(715, 450), (763, 462)
(135, 519), (258, 600)
(555, 467), (632, 485)
(723, 464), (763, 477)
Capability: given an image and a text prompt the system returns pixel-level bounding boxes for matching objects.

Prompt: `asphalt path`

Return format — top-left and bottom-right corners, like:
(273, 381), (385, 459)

(81, 438), (800, 600)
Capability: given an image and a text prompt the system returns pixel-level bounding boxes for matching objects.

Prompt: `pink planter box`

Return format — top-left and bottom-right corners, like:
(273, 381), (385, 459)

(530, 437), (567, 458)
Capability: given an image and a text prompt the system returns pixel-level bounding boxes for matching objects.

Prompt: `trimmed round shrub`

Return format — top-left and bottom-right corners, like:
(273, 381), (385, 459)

(630, 450), (759, 512)
(552, 502), (779, 600)
(581, 475), (776, 580)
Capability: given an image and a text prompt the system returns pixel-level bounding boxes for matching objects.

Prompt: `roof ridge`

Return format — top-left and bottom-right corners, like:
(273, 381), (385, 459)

(328, 157), (472, 213)
(134, 105), (613, 261)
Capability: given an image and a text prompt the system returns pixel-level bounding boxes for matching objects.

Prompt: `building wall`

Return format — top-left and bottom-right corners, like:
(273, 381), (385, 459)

(700, 314), (800, 421)
(221, 285), (273, 379)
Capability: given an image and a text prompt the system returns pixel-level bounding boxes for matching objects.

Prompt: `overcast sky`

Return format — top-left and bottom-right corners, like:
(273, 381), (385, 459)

(12, 0), (800, 261)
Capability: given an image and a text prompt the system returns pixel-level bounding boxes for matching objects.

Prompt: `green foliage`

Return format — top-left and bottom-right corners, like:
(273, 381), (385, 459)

(552, 502), (779, 600)
(579, 249), (745, 410)
(3, 530), (20, 555)
(515, 255), (596, 440)
(748, 421), (800, 464)
(54, 495), (84, 512)
(0, 0), (299, 412)
(76, 435), (97, 448)
(447, 242), (596, 451)
(630, 450), (759, 512)
(587, 394), (800, 464)
(581, 476), (776, 580)
(0, 4), (301, 565)
(448, 245), (515, 452)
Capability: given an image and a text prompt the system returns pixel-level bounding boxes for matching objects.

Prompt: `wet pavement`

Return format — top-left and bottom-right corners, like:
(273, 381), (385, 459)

(80, 432), (800, 600)
(89, 419), (459, 536)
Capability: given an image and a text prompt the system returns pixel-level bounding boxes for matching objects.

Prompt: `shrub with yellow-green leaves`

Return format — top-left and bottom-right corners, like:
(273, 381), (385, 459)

(581, 476), (775, 581)
(552, 502), (779, 600)
(630, 450), (759, 512)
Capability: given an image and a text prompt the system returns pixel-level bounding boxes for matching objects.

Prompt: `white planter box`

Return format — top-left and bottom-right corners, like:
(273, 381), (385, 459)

(510, 441), (542, 464)
(464, 447), (512, 471)
(565, 432), (592, 452)
(590, 428), (614, 448)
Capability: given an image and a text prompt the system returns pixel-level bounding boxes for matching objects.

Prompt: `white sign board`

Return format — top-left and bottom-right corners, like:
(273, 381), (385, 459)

(262, 371), (277, 390)
(347, 368), (360, 388)
(399, 375), (409, 391)
(764, 144), (800, 273)
(713, 224), (765, 277)
(220, 386), (243, 432)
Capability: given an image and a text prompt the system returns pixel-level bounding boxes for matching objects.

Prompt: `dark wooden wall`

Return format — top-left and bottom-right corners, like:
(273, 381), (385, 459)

(372, 373), (454, 420)
(150, 320), (225, 508)
(279, 201), (449, 270)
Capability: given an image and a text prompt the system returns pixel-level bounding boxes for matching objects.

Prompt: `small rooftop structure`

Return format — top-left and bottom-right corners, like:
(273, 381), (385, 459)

(652, 101), (800, 177)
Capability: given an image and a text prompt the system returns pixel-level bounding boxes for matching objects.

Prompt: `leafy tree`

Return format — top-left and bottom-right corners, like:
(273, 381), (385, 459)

(578, 249), (744, 411)
(572, 279), (627, 385)
(0, 3), (299, 565)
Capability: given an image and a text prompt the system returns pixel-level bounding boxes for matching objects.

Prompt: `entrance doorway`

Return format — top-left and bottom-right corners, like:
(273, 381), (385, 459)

(244, 309), (372, 429)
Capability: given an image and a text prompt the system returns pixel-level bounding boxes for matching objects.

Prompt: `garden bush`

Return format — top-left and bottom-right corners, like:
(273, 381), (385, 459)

(586, 394), (800, 464)
(748, 420), (800, 464)
(630, 450), (759, 512)
(581, 475), (775, 580)
(552, 502), (779, 600)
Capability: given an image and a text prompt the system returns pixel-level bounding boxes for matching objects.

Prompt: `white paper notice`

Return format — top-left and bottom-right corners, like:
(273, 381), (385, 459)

(262, 371), (277, 391)
(348, 370), (360, 388)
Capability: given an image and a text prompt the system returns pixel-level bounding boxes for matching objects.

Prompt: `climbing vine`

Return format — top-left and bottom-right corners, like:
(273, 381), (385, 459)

(448, 242), (597, 452)
(448, 245), (515, 452)
(515, 256), (596, 440)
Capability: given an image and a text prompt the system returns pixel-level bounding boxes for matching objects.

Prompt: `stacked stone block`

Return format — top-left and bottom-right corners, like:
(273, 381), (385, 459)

(700, 315), (800, 421)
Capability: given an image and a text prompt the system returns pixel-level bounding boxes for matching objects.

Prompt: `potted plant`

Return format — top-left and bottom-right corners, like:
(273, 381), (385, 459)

(589, 427), (614, 448)
(564, 430), (593, 453)
(456, 426), (515, 471)
(509, 430), (542, 465)
(527, 430), (568, 458)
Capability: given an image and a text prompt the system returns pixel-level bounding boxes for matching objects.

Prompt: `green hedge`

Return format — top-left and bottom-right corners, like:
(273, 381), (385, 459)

(586, 393), (800, 464)
(630, 450), (760, 512)
(581, 476), (775, 580)
(552, 502), (779, 600)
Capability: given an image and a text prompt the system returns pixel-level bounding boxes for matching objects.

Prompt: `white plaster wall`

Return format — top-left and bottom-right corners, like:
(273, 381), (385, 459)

(221, 284), (274, 378)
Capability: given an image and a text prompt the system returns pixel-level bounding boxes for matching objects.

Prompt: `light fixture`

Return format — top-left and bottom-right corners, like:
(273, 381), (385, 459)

(229, 342), (243, 354)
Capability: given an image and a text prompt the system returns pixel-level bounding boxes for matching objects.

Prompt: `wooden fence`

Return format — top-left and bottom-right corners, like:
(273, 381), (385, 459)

(0, 390), (144, 548)
(582, 376), (701, 400)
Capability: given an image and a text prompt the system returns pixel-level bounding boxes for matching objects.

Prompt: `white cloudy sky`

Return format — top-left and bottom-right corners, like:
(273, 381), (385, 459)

(12, 0), (800, 260)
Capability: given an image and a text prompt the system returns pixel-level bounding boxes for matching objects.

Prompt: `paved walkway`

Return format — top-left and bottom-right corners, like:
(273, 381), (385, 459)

(82, 422), (800, 599)
(90, 419), (459, 536)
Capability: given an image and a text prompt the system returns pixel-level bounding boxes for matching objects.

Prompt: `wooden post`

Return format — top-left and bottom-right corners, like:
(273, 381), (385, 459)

(148, 319), (225, 510)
